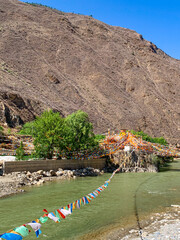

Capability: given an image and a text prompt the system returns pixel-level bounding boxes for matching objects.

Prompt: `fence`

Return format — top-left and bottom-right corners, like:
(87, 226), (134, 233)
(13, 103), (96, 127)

(3, 158), (107, 174)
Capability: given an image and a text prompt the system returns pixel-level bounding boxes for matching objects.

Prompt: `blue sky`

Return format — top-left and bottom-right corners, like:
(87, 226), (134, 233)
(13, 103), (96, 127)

(21, 0), (180, 59)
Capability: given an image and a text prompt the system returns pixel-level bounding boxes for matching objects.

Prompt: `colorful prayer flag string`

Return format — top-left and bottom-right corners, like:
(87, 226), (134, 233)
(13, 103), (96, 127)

(0, 168), (120, 239)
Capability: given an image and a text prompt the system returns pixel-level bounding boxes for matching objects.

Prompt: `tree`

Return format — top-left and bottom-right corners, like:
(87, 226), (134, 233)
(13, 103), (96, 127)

(32, 110), (65, 159)
(16, 141), (25, 160)
(64, 110), (96, 151)
(19, 121), (35, 135)
(19, 110), (98, 159)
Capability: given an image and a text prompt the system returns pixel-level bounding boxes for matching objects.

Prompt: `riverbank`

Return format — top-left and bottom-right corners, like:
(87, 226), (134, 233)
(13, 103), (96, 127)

(0, 167), (104, 198)
(0, 165), (158, 199)
(82, 206), (180, 240)
(121, 205), (180, 240)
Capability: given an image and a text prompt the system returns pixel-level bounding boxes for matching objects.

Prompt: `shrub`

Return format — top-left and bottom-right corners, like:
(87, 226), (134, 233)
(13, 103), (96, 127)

(151, 154), (162, 169)
(95, 134), (105, 143)
(19, 121), (35, 135)
(24, 2), (64, 14)
(130, 130), (168, 145)
(16, 141), (25, 161)
(0, 125), (3, 135)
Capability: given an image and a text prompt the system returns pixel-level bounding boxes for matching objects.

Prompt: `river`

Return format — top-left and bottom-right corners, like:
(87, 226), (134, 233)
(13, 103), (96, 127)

(0, 160), (180, 239)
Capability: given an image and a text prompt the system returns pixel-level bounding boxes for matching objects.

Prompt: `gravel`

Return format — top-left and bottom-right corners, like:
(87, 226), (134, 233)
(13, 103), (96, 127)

(121, 206), (180, 240)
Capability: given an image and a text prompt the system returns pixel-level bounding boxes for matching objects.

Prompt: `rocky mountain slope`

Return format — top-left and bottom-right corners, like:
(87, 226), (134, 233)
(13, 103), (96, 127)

(0, 0), (180, 143)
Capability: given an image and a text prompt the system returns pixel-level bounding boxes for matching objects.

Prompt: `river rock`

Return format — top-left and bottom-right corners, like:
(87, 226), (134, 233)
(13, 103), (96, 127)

(37, 170), (43, 175)
(43, 171), (51, 177)
(50, 170), (57, 176)
(26, 171), (31, 177)
(37, 179), (45, 185)
(56, 170), (64, 177)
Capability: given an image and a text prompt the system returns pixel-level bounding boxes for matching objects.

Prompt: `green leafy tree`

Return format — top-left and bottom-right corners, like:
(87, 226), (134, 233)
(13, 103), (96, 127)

(64, 110), (96, 151)
(19, 121), (35, 135)
(19, 110), (98, 159)
(16, 141), (25, 160)
(32, 110), (65, 159)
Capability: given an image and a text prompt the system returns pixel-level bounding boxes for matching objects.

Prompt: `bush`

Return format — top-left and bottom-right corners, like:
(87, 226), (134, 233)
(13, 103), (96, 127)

(151, 154), (162, 169)
(19, 121), (35, 135)
(151, 154), (173, 170)
(25, 2), (54, 9)
(95, 134), (105, 143)
(0, 125), (3, 135)
(24, 2), (64, 14)
(16, 141), (25, 161)
(130, 130), (168, 145)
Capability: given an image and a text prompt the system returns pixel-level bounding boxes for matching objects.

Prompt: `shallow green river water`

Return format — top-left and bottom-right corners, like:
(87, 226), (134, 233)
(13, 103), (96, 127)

(0, 160), (180, 239)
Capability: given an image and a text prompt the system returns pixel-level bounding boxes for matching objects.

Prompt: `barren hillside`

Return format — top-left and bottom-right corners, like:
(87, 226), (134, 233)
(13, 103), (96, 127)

(0, 0), (180, 143)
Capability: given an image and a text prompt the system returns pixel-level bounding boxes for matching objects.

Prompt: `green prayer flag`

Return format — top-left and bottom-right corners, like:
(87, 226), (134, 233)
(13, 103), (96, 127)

(55, 210), (61, 222)
(87, 195), (92, 200)
(39, 216), (48, 223)
(14, 226), (29, 237)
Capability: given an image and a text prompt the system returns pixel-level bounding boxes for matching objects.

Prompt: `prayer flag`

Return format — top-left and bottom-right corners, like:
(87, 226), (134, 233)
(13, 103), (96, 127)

(14, 226), (29, 237)
(86, 196), (92, 202)
(35, 229), (42, 238)
(93, 191), (98, 197)
(82, 197), (85, 205)
(27, 222), (41, 232)
(70, 203), (73, 213)
(57, 209), (65, 219)
(28, 222), (42, 238)
(0, 233), (23, 240)
(84, 196), (89, 204)
(76, 200), (80, 209)
(89, 193), (95, 198)
(48, 213), (59, 223)
(39, 217), (48, 223)
(55, 210), (61, 222)
(60, 209), (71, 217)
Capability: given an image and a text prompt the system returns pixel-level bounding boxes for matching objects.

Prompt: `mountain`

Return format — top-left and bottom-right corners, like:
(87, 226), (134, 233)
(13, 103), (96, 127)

(0, 0), (180, 143)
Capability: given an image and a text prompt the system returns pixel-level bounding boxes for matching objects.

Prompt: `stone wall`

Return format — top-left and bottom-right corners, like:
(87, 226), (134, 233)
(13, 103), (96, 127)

(3, 158), (106, 174)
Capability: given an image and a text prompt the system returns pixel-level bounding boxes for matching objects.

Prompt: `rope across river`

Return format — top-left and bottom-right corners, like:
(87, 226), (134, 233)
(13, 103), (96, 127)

(0, 168), (121, 240)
